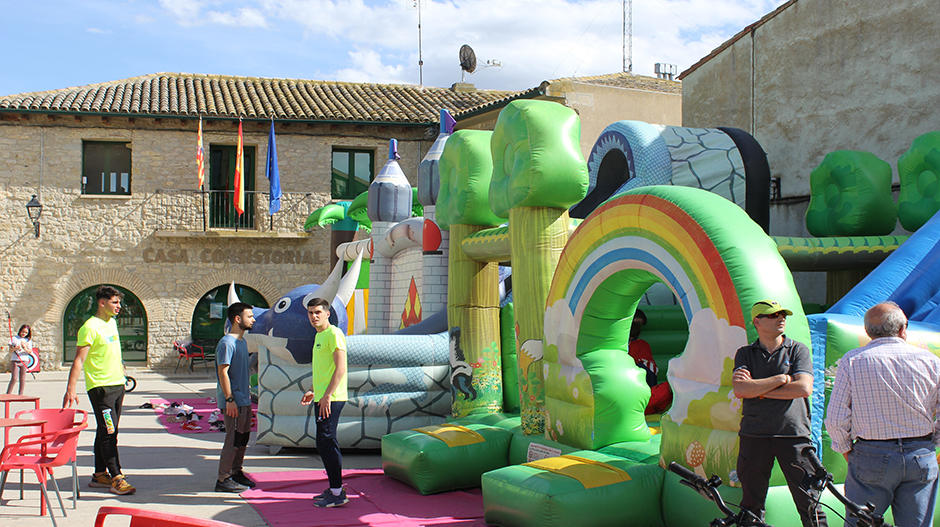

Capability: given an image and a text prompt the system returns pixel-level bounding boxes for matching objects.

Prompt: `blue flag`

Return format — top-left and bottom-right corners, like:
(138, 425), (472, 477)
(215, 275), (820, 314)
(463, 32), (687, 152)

(265, 120), (282, 215)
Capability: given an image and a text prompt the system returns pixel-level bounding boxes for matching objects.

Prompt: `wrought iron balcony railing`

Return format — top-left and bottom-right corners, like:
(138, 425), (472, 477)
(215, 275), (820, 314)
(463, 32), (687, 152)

(153, 189), (321, 233)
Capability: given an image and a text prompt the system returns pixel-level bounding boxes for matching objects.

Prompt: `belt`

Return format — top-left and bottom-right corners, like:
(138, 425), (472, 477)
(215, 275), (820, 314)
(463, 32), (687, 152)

(857, 434), (933, 444)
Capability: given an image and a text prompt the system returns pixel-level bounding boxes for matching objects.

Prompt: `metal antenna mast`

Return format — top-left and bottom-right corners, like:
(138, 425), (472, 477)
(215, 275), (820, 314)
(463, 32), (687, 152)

(417, 0), (424, 86)
(623, 0), (633, 73)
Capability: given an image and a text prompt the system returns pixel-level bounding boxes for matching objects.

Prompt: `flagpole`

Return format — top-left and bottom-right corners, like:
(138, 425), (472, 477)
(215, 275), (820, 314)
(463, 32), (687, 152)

(270, 115), (274, 232)
(234, 116), (244, 231)
(197, 114), (207, 231)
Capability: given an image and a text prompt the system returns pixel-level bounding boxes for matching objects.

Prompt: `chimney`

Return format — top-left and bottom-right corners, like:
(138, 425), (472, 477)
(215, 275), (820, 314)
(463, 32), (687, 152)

(654, 63), (678, 81)
(451, 82), (476, 93)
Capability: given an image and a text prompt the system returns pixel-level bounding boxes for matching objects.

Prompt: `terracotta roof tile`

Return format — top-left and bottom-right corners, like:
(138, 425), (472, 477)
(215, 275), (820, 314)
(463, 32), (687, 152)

(0, 72), (514, 124)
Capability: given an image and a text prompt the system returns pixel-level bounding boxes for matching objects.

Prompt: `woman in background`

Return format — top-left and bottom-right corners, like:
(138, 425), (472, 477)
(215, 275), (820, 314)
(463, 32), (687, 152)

(7, 324), (32, 395)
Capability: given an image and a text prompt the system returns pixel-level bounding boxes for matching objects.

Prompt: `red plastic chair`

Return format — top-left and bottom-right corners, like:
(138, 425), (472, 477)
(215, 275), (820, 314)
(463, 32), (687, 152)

(95, 506), (244, 526)
(13, 408), (88, 508)
(174, 340), (209, 373)
(0, 423), (88, 527)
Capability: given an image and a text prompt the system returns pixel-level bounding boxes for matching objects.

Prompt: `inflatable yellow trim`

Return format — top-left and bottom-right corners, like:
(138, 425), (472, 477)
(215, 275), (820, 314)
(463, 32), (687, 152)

(411, 424), (485, 447)
(523, 455), (632, 489)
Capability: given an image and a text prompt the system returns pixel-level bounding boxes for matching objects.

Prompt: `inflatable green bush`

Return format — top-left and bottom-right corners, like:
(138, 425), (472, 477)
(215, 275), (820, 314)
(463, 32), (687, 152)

(805, 150), (896, 236)
(898, 131), (940, 231)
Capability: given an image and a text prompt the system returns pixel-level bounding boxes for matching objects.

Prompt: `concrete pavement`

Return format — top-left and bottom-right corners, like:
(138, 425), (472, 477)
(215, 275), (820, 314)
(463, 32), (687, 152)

(0, 369), (382, 526)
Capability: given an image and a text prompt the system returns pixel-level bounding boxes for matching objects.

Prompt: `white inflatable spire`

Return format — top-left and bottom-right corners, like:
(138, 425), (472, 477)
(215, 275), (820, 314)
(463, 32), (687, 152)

(337, 249), (364, 307)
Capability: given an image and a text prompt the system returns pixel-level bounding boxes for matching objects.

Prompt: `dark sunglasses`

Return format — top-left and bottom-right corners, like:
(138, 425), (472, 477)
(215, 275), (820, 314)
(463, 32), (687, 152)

(757, 312), (787, 320)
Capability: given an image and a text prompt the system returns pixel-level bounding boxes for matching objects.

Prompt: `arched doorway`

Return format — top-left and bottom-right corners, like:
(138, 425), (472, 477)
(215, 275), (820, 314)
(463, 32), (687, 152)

(63, 285), (148, 363)
(190, 284), (269, 346)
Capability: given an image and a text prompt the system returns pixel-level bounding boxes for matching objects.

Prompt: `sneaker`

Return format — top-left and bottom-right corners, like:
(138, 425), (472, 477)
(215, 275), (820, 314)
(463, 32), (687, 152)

(215, 477), (249, 493)
(312, 488), (331, 500)
(110, 474), (136, 495)
(231, 471), (256, 489)
(313, 488), (348, 508)
(181, 421), (202, 430)
(89, 472), (111, 488)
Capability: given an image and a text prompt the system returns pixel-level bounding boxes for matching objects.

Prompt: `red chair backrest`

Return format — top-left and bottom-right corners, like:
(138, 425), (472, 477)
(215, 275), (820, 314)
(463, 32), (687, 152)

(14, 408), (87, 435)
(13, 408), (88, 452)
(0, 423), (87, 468)
(175, 341), (205, 359)
(95, 506), (243, 527)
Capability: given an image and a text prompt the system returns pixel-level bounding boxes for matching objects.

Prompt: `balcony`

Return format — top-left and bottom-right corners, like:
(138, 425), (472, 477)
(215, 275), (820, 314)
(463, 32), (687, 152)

(153, 190), (322, 238)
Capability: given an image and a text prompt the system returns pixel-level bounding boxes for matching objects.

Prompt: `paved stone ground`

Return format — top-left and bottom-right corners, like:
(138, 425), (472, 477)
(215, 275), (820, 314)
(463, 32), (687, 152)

(0, 369), (381, 526)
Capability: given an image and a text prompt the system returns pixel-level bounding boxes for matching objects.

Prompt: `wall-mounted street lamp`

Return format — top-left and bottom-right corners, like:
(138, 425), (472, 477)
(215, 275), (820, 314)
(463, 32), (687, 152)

(26, 194), (42, 238)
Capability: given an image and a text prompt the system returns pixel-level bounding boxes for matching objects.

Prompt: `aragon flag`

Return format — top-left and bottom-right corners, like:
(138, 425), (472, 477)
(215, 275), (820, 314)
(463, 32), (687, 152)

(234, 118), (244, 216)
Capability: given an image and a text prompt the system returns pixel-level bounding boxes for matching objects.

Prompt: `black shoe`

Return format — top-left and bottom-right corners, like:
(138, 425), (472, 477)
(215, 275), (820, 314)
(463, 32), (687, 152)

(231, 471), (256, 488)
(314, 488), (348, 508)
(215, 477), (249, 493)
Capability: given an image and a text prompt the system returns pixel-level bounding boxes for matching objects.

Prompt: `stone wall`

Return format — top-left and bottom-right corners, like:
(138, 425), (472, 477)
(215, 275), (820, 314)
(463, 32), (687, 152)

(0, 113), (433, 370)
(681, 0), (937, 235)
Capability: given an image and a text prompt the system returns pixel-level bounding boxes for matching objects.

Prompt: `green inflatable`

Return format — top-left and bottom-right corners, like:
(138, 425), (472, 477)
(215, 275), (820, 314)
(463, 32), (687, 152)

(898, 131), (940, 231)
(805, 150), (897, 236)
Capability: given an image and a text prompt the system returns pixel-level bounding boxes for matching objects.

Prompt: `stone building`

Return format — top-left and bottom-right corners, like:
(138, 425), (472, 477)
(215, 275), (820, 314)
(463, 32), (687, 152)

(0, 71), (681, 370)
(0, 73), (511, 370)
(678, 0), (938, 303)
(679, 0), (936, 235)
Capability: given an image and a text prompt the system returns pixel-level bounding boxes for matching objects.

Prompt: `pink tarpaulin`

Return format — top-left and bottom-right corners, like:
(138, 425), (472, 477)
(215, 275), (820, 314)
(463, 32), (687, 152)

(242, 469), (486, 527)
(149, 397), (257, 434)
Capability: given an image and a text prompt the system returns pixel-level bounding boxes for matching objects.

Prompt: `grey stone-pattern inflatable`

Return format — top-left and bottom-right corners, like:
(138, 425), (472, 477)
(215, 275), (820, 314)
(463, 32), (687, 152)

(252, 332), (451, 451)
(572, 121), (747, 218)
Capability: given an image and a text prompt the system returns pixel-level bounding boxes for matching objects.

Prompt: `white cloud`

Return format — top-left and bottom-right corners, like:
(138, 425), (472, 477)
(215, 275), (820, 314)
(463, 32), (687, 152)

(159, 0), (205, 23)
(86, 28), (112, 34)
(329, 48), (409, 84)
(206, 7), (270, 28)
(0, 0), (793, 96)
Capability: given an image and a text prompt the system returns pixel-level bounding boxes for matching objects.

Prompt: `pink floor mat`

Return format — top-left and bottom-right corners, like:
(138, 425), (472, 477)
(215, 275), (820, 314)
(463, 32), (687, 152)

(149, 397), (258, 434)
(241, 469), (486, 527)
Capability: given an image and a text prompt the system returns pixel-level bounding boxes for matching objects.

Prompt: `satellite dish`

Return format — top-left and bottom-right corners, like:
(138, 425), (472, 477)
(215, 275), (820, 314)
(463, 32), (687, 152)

(459, 45), (477, 74)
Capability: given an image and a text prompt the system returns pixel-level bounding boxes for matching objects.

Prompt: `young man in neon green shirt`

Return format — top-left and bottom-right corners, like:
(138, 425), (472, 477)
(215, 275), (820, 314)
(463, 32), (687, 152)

(63, 285), (135, 495)
(301, 297), (348, 507)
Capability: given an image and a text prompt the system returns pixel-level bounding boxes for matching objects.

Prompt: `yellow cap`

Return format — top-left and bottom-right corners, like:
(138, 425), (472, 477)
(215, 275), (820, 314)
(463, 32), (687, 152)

(750, 299), (793, 320)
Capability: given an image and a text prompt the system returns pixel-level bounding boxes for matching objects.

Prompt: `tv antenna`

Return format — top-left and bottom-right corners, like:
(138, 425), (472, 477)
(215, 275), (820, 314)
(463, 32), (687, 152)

(623, 0), (633, 73)
(459, 45), (502, 83)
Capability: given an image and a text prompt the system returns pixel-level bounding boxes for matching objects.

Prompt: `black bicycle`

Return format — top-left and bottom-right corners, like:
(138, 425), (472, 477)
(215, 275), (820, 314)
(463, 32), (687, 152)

(668, 446), (894, 527)
(798, 446), (892, 527)
(667, 462), (770, 527)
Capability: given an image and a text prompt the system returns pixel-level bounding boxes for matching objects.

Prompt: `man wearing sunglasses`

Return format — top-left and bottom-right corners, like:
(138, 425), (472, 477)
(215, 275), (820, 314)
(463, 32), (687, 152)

(732, 300), (827, 527)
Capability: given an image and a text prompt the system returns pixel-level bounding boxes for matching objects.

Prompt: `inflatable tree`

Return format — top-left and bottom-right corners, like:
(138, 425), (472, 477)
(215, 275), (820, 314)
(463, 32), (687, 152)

(489, 100), (589, 435)
(438, 130), (507, 417)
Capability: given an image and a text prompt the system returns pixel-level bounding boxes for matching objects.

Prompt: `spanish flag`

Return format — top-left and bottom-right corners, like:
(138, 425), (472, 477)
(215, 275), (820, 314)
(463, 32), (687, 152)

(234, 117), (244, 216)
(196, 115), (205, 189)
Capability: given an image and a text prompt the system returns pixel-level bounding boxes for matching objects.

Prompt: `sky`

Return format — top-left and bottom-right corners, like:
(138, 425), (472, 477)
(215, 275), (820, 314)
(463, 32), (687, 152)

(0, 0), (789, 96)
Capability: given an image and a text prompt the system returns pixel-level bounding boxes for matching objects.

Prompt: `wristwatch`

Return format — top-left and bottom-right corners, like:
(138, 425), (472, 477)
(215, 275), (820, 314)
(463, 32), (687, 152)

(225, 396), (235, 403)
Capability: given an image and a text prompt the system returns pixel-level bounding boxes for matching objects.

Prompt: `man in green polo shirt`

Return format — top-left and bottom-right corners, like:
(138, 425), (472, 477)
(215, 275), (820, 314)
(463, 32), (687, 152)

(301, 297), (348, 507)
(63, 285), (135, 495)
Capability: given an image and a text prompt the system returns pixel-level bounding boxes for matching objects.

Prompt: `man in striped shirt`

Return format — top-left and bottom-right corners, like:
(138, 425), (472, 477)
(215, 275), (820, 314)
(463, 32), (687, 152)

(826, 302), (940, 527)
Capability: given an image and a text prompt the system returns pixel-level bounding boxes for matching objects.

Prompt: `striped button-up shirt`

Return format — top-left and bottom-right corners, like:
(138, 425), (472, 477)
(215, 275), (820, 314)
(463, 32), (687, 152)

(826, 337), (940, 453)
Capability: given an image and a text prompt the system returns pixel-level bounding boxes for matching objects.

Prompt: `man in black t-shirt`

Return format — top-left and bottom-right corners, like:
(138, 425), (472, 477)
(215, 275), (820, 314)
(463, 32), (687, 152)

(731, 300), (827, 527)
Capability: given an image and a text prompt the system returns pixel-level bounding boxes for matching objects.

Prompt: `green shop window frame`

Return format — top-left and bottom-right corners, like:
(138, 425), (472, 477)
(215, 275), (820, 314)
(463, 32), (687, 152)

(63, 285), (148, 363)
(332, 148), (374, 200)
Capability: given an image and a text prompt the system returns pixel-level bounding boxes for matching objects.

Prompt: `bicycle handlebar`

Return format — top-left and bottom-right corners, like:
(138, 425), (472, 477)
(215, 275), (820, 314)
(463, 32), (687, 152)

(667, 462), (770, 527)
(799, 446), (892, 527)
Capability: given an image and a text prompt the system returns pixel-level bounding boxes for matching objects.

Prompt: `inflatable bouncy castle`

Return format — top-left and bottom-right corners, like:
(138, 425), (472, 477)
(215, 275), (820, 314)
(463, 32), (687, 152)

(241, 96), (940, 525)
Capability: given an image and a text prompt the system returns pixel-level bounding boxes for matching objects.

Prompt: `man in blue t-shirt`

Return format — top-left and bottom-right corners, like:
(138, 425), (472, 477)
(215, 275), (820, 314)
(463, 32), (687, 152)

(214, 302), (256, 493)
